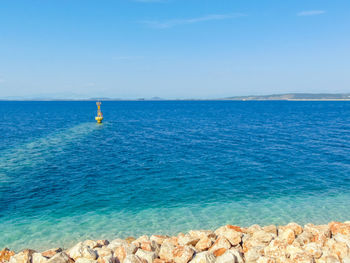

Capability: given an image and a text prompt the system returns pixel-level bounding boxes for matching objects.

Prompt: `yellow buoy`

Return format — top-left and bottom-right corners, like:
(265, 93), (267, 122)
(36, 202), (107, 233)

(95, 101), (103, 123)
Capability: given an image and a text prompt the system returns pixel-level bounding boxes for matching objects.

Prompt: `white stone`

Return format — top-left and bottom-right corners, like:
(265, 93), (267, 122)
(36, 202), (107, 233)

(215, 250), (241, 263)
(82, 241), (98, 249)
(159, 240), (176, 261)
(123, 255), (143, 263)
(178, 234), (200, 246)
(32, 253), (48, 263)
(189, 252), (215, 263)
(47, 253), (72, 263)
(173, 246), (195, 263)
(94, 248), (113, 258)
(208, 237), (231, 253)
(228, 249), (244, 263)
(9, 250), (36, 263)
(303, 242), (322, 259)
(189, 230), (216, 240)
(107, 239), (129, 251)
(150, 235), (168, 245)
(134, 236), (150, 243)
(334, 234), (350, 248)
(256, 257), (276, 263)
(97, 255), (114, 263)
(75, 258), (97, 263)
(68, 242), (97, 261)
(215, 226), (243, 246)
(135, 249), (156, 263)
(245, 246), (264, 262)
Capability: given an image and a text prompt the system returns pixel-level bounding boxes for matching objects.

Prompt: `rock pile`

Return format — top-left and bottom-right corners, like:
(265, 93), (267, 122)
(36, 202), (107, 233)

(2, 221), (350, 263)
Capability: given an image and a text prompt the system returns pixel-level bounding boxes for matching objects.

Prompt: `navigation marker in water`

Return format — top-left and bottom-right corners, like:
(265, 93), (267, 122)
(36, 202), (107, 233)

(95, 101), (103, 123)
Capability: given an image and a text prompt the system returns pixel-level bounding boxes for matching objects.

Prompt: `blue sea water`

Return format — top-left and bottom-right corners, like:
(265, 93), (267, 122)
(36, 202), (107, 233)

(1, 101), (350, 251)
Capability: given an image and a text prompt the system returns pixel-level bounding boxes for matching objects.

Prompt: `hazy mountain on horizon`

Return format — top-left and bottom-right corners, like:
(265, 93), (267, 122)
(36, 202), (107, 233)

(1, 93), (350, 101)
(224, 93), (350, 100)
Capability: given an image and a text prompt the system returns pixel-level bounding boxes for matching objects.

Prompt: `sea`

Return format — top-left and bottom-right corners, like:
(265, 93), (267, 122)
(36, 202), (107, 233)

(1, 101), (350, 251)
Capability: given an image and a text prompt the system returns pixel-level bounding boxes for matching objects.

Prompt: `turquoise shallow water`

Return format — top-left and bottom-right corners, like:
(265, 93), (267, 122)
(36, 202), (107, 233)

(1, 101), (350, 251)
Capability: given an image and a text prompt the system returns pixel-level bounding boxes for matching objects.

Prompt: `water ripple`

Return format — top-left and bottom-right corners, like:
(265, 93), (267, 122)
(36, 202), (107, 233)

(1, 101), (350, 251)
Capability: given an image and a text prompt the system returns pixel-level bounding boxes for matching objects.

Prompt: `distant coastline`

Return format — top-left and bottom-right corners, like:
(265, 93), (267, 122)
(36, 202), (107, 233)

(223, 93), (350, 101)
(1, 93), (350, 101)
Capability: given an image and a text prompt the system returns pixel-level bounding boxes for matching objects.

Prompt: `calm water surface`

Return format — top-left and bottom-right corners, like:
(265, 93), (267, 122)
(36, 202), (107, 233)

(1, 101), (350, 251)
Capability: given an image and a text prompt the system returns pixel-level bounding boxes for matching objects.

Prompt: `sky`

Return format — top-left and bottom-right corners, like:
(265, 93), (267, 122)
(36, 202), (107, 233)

(0, 0), (349, 99)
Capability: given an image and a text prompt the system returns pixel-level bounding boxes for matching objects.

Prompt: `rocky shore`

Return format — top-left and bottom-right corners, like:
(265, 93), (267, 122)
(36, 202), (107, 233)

(2, 221), (350, 263)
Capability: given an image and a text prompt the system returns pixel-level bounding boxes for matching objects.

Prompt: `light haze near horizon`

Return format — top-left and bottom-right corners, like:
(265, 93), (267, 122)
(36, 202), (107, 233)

(0, 0), (349, 99)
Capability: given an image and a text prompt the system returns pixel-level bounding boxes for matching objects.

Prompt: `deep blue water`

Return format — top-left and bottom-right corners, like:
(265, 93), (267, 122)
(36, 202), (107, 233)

(1, 101), (350, 251)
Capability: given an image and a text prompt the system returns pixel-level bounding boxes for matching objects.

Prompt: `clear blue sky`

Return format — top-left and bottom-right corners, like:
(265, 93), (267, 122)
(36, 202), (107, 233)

(0, 0), (349, 99)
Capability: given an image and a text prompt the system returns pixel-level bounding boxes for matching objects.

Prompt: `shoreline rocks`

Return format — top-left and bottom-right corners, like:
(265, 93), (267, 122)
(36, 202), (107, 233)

(2, 221), (350, 263)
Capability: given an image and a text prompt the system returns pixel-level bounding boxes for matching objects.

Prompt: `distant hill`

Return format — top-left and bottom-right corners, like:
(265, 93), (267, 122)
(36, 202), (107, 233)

(224, 93), (350, 101)
(1, 93), (350, 101)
